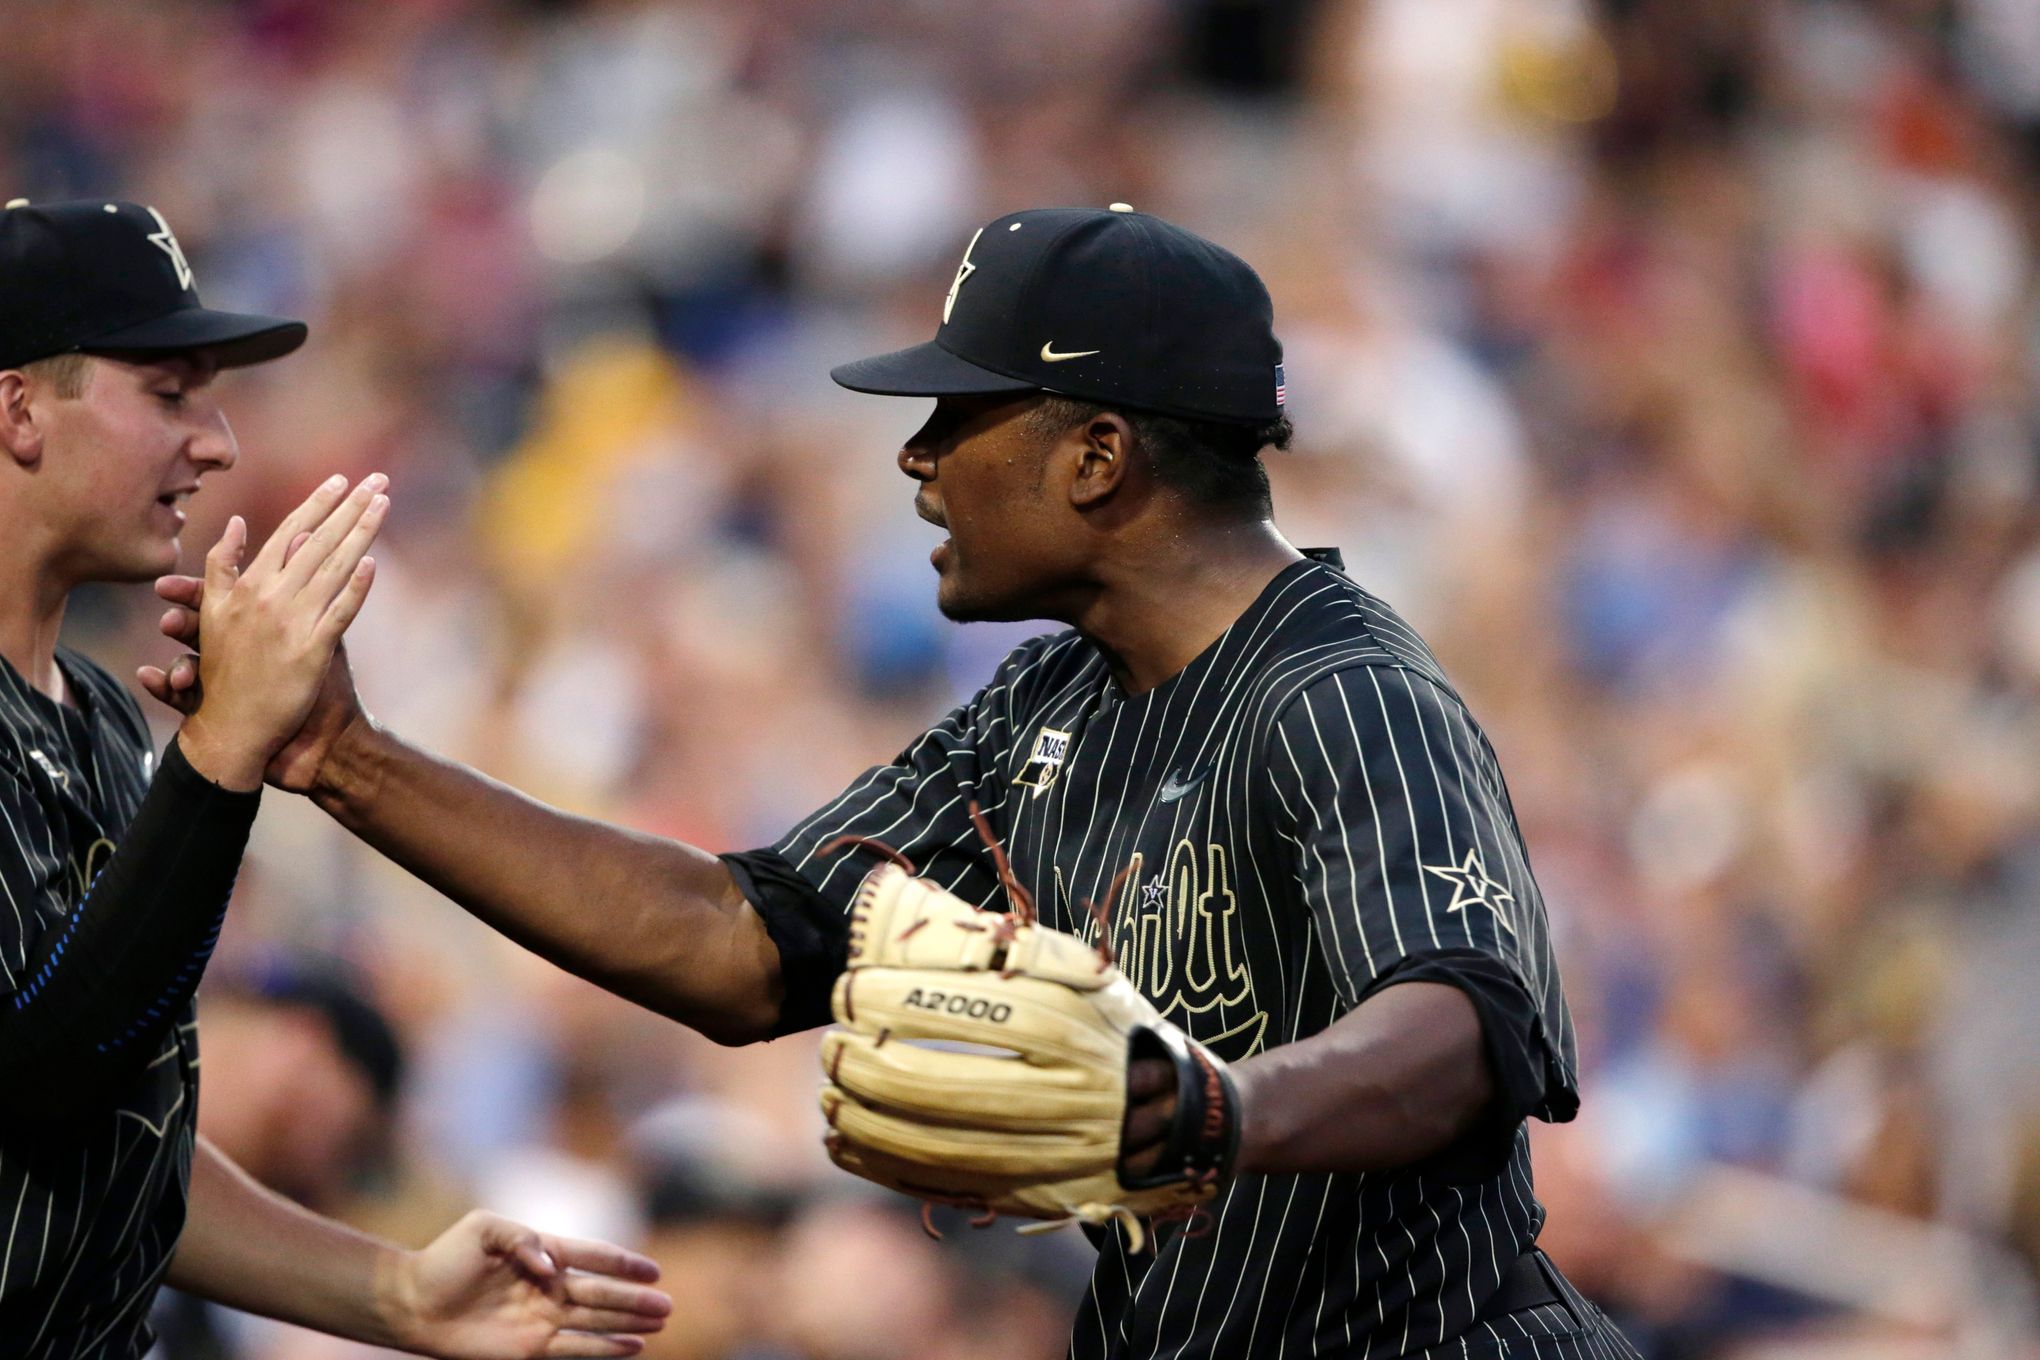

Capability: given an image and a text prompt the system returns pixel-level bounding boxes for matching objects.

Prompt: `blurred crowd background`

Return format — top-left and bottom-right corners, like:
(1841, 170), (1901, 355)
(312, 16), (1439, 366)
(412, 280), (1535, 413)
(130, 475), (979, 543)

(4, 0), (2039, 1355)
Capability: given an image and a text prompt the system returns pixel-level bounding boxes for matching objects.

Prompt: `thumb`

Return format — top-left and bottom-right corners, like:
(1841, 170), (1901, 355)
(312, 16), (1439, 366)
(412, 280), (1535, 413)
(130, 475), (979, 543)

(204, 516), (246, 595)
(477, 1215), (558, 1280)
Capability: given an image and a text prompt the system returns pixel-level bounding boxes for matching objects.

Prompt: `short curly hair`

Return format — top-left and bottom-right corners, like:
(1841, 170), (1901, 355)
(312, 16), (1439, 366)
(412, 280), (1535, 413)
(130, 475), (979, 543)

(1023, 396), (1290, 518)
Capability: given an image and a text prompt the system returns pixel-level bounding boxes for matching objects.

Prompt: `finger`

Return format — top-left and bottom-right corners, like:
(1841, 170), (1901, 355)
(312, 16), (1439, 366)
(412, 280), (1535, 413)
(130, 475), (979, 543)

(515, 1240), (561, 1280)
(314, 557), (376, 644)
(1127, 1057), (1174, 1102)
(542, 1235), (661, 1283)
(562, 1274), (671, 1317)
(276, 473), (386, 592)
(203, 516), (247, 595)
(821, 1086), (1101, 1175)
(825, 1137), (1042, 1208)
(304, 493), (387, 615)
(243, 472), (351, 579)
(822, 1029), (1119, 1128)
(159, 605), (199, 644)
(1121, 1093), (1175, 1151)
(155, 574), (203, 607)
(169, 655), (199, 691)
(1121, 1142), (1163, 1180)
(138, 665), (201, 716)
(281, 529), (311, 565)
(474, 1214), (559, 1280)
(559, 1305), (667, 1334)
(543, 1334), (645, 1358)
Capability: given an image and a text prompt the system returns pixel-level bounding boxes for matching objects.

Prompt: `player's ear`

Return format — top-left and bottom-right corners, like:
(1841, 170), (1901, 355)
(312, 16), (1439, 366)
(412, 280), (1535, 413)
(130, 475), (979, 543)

(0, 369), (48, 469)
(1068, 411), (1131, 510)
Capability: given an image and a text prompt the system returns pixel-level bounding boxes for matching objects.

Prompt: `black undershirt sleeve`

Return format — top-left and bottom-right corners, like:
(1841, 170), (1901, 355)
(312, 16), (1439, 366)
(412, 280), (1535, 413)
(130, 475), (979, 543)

(0, 736), (259, 1113)
(720, 847), (849, 1036)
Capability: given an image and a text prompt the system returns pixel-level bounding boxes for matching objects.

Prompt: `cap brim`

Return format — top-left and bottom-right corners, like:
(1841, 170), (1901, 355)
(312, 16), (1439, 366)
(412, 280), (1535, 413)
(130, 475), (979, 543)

(83, 307), (308, 370)
(830, 340), (1037, 398)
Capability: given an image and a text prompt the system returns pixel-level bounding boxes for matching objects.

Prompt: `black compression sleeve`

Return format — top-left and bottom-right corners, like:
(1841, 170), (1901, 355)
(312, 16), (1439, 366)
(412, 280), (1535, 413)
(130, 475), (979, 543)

(720, 848), (849, 1036)
(0, 736), (259, 1110)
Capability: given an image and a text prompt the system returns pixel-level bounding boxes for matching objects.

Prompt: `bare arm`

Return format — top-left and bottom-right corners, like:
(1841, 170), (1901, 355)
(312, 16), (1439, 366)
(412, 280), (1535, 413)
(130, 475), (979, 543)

(170, 1134), (402, 1344)
(1127, 981), (1495, 1178)
(171, 1135), (668, 1358)
(307, 714), (783, 1045)
(146, 568), (785, 1046)
(1230, 981), (1495, 1174)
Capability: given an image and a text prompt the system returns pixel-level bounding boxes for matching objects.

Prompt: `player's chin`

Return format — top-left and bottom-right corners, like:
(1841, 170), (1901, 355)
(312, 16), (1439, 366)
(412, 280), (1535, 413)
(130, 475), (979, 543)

(936, 577), (1027, 624)
(94, 534), (182, 585)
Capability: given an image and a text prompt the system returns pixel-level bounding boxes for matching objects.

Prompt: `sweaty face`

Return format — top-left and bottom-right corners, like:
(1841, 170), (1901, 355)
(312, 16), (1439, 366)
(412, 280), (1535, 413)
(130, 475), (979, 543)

(898, 394), (1073, 623)
(34, 354), (237, 583)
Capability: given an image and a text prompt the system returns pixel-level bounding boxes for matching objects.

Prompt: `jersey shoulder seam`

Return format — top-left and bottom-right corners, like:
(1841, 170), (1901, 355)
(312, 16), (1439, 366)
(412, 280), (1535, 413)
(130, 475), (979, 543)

(1263, 651), (1464, 735)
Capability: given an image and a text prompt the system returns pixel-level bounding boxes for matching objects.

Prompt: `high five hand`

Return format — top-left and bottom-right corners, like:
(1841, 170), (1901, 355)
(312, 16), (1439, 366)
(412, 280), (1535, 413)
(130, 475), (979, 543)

(142, 474), (386, 791)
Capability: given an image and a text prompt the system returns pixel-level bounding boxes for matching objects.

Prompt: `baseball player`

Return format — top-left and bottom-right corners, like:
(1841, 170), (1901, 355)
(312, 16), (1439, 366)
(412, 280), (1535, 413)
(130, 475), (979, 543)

(153, 206), (1639, 1358)
(0, 198), (667, 1359)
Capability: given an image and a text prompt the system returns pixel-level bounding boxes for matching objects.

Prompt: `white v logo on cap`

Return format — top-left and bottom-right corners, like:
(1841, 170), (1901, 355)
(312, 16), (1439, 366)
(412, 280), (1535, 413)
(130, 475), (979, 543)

(942, 228), (982, 325)
(1040, 342), (1100, 362)
(144, 207), (194, 292)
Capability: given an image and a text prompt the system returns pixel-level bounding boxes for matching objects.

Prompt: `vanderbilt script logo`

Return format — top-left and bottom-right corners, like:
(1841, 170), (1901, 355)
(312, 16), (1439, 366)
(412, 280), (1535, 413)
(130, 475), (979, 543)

(1082, 840), (1269, 1057)
(66, 837), (116, 908)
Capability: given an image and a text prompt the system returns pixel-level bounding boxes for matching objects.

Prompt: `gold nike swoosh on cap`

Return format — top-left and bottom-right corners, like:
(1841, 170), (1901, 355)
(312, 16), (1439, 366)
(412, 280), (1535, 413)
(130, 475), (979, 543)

(1040, 342), (1101, 362)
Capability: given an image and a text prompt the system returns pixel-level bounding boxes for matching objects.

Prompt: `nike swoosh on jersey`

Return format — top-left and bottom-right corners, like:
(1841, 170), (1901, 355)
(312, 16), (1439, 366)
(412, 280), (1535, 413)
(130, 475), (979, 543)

(1040, 342), (1101, 362)
(1158, 766), (1210, 803)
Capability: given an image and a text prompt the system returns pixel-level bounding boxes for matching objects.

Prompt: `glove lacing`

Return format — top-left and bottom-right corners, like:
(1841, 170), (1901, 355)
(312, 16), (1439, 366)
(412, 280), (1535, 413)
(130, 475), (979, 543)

(822, 806), (1194, 1257)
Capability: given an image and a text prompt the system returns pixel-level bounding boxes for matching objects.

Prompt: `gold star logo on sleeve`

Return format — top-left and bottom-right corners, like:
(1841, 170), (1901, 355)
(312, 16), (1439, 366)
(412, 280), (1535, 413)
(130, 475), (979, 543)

(1421, 848), (1517, 937)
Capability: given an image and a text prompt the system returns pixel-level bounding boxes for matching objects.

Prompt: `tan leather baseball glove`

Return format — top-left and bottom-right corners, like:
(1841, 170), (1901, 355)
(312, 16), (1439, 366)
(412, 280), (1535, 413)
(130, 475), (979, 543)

(820, 857), (1240, 1251)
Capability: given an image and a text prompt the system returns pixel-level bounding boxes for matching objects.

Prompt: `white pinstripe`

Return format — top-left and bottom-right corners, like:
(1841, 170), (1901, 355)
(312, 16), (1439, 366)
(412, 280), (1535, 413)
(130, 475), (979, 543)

(766, 560), (1606, 1358)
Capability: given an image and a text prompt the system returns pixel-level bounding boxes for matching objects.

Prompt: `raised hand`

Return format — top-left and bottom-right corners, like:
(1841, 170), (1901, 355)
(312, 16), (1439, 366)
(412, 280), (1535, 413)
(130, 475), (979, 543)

(140, 475), (384, 791)
(387, 1211), (669, 1359)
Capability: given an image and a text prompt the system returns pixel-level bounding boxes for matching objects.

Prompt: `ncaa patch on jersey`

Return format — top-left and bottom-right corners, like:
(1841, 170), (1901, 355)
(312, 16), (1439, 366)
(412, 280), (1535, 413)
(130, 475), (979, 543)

(1012, 726), (1073, 797)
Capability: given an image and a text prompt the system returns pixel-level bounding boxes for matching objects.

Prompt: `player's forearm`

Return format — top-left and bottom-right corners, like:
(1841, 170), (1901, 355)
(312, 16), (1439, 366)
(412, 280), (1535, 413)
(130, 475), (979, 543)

(0, 737), (257, 1106)
(1230, 981), (1494, 1176)
(310, 717), (783, 1043)
(168, 1135), (409, 1348)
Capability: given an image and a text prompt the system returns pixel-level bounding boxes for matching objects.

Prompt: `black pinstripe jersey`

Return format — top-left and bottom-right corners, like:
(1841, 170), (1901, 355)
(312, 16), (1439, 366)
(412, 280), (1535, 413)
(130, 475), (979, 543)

(760, 553), (1624, 1359)
(0, 650), (192, 1360)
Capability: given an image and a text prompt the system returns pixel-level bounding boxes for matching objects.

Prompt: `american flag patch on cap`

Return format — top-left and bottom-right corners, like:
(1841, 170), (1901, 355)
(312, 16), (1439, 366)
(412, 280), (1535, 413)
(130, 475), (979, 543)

(1274, 363), (1286, 407)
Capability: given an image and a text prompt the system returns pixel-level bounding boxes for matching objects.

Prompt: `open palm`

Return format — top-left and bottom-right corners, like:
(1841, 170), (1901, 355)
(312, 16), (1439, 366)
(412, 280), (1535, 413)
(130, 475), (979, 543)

(395, 1211), (668, 1359)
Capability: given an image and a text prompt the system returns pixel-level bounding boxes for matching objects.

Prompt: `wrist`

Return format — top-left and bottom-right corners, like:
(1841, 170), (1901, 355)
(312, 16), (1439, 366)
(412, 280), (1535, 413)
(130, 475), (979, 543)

(1229, 1055), (1280, 1177)
(371, 1244), (426, 1352)
(175, 716), (268, 792)
(308, 711), (384, 818)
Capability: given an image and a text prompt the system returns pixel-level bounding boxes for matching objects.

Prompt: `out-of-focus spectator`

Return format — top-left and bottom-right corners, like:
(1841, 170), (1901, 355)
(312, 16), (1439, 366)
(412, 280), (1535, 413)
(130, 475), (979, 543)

(150, 962), (406, 1359)
(14, 0), (2040, 1353)
(627, 1099), (797, 1360)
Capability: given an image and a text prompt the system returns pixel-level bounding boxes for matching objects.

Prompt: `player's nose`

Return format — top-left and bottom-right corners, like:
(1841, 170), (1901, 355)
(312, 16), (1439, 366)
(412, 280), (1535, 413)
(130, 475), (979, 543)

(897, 442), (935, 482)
(186, 401), (238, 471)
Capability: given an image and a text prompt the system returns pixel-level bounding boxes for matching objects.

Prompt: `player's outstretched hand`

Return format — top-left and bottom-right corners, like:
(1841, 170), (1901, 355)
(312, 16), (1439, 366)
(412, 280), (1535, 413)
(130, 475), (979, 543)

(140, 475), (382, 793)
(387, 1210), (669, 1359)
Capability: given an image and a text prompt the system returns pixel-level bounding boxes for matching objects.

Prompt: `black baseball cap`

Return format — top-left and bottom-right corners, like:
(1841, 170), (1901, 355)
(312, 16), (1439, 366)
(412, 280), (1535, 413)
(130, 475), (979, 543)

(832, 204), (1285, 427)
(0, 197), (307, 372)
